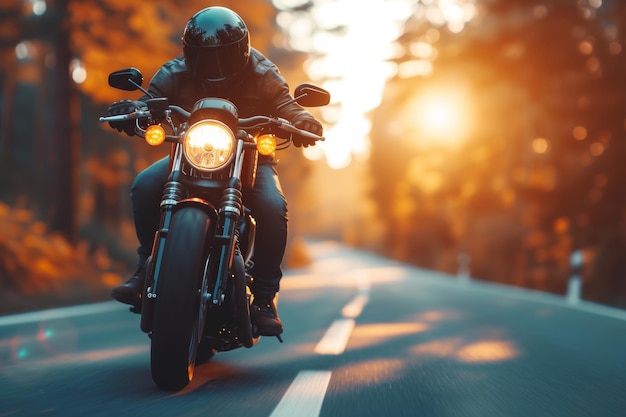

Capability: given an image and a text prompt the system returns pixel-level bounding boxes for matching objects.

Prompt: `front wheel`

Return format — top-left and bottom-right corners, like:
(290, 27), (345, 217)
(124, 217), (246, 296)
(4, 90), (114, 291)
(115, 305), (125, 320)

(233, 252), (256, 348)
(150, 207), (211, 391)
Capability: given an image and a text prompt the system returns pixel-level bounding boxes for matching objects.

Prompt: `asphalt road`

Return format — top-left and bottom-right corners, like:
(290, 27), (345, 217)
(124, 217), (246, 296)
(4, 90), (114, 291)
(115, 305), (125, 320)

(1, 240), (625, 417)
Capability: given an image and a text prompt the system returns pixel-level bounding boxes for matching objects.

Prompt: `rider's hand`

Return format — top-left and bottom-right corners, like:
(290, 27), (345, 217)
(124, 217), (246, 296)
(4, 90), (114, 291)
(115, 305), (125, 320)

(292, 118), (324, 147)
(106, 100), (146, 136)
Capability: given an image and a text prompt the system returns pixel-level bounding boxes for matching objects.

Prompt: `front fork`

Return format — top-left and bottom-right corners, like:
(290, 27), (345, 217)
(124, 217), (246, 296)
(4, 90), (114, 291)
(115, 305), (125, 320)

(140, 141), (247, 332)
(209, 137), (248, 306)
(210, 177), (244, 305)
(140, 183), (244, 331)
(139, 176), (191, 331)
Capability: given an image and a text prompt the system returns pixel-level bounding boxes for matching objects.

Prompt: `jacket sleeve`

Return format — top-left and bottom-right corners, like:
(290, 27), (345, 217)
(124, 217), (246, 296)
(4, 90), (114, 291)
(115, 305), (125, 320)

(137, 62), (177, 103)
(260, 67), (319, 124)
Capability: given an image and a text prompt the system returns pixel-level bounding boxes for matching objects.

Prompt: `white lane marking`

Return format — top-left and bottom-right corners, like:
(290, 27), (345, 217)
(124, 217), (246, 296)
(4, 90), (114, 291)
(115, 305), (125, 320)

(273, 270), (369, 416)
(356, 274), (371, 292)
(314, 318), (355, 355)
(570, 300), (626, 321)
(269, 371), (332, 417)
(3, 345), (150, 370)
(0, 301), (126, 327)
(341, 278), (370, 319)
(446, 277), (626, 322)
(315, 274), (370, 354)
(341, 294), (369, 318)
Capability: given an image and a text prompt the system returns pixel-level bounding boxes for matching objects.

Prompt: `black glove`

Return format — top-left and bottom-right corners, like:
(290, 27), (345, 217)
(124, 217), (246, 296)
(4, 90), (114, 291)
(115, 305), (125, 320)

(293, 118), (324, 148)
(106, 100), (146, 136)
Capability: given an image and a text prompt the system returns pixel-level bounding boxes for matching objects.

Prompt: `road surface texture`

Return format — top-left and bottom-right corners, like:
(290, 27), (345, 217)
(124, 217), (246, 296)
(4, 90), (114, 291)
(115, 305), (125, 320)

(1, 240), (625, 417)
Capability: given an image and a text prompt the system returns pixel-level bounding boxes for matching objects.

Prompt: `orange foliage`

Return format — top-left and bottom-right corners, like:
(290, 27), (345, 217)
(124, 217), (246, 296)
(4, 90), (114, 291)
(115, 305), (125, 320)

(0, 200), (124, 312)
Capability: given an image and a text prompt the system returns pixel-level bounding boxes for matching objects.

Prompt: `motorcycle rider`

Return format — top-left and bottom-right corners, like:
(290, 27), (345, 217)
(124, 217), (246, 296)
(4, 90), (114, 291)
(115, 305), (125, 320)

(106, 6), (323, 337)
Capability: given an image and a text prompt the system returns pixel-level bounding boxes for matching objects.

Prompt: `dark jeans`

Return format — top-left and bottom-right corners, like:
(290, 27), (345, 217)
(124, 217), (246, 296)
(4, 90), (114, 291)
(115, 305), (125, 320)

(130, 156), (288, 299)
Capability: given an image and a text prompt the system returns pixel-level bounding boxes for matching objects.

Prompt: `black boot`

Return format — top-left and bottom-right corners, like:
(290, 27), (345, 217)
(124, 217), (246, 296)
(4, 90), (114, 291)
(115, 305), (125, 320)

(251, 297), (283, 336)
(111, 266), (145, 307)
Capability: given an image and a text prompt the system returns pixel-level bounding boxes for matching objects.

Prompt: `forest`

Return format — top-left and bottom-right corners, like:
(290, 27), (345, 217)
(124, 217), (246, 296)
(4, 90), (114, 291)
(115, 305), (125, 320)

(1, 0), (625, 313)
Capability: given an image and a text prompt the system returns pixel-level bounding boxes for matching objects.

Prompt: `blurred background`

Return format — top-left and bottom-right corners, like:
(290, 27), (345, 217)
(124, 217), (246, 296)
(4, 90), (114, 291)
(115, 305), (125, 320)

(1, 0), (625, 314)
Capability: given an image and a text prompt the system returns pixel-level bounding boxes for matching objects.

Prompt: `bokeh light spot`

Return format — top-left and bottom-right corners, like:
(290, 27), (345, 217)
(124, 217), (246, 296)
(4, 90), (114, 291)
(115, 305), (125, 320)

(532, 137), (550, 154)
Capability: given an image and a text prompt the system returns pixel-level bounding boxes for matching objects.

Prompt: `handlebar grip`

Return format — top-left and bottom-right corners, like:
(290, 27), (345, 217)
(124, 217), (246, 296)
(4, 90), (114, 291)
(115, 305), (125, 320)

(281, 123), (324, 142)
(99, 114), (131, 123)
(99, 110), (151, 123)
(297, 129), (325, 142)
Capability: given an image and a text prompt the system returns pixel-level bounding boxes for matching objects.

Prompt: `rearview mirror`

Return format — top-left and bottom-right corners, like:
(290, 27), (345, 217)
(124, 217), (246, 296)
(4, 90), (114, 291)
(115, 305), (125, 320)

(108, 68), (143, 91)
(294, 84), (331, 107)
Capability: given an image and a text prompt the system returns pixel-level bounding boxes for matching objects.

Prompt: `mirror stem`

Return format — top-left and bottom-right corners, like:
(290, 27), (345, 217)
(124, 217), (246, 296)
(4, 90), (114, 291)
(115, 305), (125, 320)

(129, 80), (153, 98)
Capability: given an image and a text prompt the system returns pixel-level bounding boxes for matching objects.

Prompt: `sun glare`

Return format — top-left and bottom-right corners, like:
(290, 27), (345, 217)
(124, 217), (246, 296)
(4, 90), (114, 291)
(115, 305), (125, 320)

(408, 87), (471, 147)
(274, 0), (477, 168)
(424, 103), (455, 133)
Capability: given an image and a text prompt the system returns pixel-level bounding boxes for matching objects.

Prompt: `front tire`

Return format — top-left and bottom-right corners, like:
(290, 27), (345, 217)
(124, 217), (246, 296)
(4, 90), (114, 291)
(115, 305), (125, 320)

(150, 207), (211, 391)
(233, 252), (255, 347)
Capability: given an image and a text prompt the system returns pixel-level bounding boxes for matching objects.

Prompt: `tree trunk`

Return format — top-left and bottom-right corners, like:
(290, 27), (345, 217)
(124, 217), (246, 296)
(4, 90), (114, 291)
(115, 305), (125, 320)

(48, 0), (79, 242)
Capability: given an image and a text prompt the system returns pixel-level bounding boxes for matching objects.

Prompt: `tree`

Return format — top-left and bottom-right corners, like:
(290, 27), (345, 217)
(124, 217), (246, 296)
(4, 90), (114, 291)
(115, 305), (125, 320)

(368, 0), (626, 304)
(49, 0), (79, 239)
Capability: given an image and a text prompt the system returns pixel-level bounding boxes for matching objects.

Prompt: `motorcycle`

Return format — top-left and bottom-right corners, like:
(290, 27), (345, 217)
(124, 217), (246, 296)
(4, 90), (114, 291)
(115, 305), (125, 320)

(99, 68), (330, 391)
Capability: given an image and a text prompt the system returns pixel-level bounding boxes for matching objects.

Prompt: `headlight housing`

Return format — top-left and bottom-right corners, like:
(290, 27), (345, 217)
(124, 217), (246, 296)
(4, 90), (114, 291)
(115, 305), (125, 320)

(183, 120), (235, 171)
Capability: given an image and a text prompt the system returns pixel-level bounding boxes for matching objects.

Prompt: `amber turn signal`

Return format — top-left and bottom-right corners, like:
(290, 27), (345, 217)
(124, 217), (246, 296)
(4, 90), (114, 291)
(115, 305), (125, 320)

(145, 125), (166, 146)
(256, 134), (276, 156)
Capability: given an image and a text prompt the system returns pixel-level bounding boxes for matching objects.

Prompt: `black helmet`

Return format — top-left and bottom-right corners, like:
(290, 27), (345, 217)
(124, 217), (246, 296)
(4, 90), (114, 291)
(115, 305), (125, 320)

(182, 7), (250, 83)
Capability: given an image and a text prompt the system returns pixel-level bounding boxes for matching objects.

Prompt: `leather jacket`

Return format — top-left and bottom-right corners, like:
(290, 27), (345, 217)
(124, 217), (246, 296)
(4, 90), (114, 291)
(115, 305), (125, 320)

(143, 47), (317, 126)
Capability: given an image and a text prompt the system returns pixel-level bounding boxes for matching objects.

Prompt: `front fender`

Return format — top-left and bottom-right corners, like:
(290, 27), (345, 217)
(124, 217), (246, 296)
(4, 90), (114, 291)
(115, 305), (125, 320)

(173, 198), (219, 223)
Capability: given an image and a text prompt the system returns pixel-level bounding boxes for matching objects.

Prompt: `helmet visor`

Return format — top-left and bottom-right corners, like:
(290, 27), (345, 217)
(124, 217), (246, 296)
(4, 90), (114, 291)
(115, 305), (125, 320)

(184, 39), (249, 82)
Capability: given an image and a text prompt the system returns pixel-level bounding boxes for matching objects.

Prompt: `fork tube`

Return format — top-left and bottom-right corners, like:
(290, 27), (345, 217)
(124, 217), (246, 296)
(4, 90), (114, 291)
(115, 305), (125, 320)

(148, 144), (185, 298)
(210, 141), (245, 305)
(232, 139), (245, 181)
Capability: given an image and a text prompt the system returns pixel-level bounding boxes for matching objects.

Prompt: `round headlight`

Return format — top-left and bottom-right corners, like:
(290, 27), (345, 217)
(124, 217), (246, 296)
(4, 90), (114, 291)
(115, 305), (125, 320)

(183, 120), (235, 171)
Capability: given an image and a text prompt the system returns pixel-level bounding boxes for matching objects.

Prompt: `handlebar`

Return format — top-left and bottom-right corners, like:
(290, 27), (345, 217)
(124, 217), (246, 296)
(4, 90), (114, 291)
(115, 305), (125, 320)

(99, 108), (324, 143)
(98, 105), (189, 123)
(239, 116), (324, 142)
